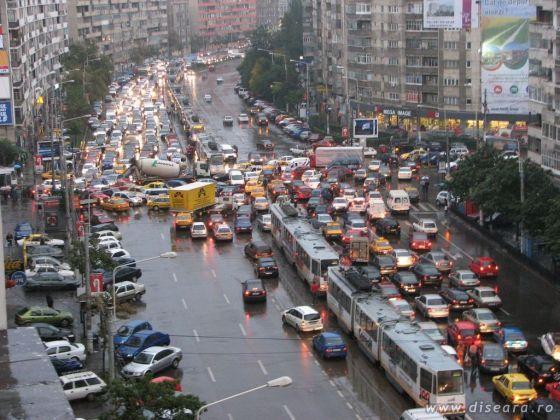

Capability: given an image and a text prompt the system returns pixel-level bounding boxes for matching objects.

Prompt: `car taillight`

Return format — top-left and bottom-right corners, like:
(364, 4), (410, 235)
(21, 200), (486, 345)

(453, 300), (458, 304)
(468, 298), (474, 303)
(262, 290), (267, 295)
(342, 346), (347, 352)
(480, 266), (484, 271)
(457, 334), (462, 340)
(481, 358), (485, 364)
(244, 291), (250, 296)
(412, 242), (417, 247)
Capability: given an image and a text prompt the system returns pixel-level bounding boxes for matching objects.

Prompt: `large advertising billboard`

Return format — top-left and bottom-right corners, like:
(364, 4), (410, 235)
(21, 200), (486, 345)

(481, 0), (534, 114)
(353, 118), (378, 139)
(424, 0), (462, 28)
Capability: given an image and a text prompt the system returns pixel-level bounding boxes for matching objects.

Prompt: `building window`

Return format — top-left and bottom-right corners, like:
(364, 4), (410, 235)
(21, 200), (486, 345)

(444, 96), (459, 105)
(466, 41), (471, 49)
(465, 78), (472, 86)
(388, 75), (399, 86)
(388, 23), (399, 31)
(405, 74), (422, 84)
(443, 60), (459, 68)
(423, 57), (438, 67)
(466, 98), (472, 105)
(388, 5), (399, 13)
(356, 54), (372, 64)
(406, 20), (423, 30)
(443, 78), (459, 86)
(407, 2), (423, 13)
(388, 57), (399, 65)
(355, 3), (371, 14)
(444, 41), (457, 49)
(387, 92), (400, 101)
(406, 56), (421, 67)
(466, 60), (471, 68)
(388, 40), (398, 48)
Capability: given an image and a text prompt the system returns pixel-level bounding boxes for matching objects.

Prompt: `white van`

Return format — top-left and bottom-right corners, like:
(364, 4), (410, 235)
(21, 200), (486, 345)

(367, 197), (387, 220)
(288, 157), (310, 170)
(386, 190), (410, 214)
(400, 408), (446, 420)
(229, 170), (245, 185)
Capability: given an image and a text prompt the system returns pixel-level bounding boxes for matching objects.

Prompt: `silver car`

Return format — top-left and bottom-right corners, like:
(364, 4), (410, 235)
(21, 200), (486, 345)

(121, 346), (182, 378)
(448, 270), (480, 290)
(462, 308), (501, 333)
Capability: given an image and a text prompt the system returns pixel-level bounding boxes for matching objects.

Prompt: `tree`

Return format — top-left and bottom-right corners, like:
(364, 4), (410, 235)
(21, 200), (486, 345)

(68, 239), (117, 274)
(0, 138), (20, 165)
(102, 377), (204, 419)
(543, 197), (560, 255)
(130, 45), (159, 65)
(521, 161), (558, 237)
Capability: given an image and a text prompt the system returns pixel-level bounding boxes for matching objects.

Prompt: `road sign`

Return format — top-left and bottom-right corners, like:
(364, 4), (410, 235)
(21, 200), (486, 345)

(10, 271), (26, 286)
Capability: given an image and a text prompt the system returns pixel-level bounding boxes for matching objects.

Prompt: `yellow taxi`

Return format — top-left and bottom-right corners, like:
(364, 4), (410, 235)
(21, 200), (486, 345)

(400, 148), (427, 161)
(236, 162), (253, 172)
(244, 180), (262, 195)
(492, 373), (537, 405)
(143, 181), (166, 189)
(100, 198), (130, 212)
(174, 212), (194, 229)
(147, 195), (171, 211)
(250, 186), (266, 199)
(267, 179), (284, 194)
(370, 237), (393, 255)
(322, 222), (343, 239)
(114, 164), (127, 174)
(192, 123), (205, 133)
(41, 172), (72, 180)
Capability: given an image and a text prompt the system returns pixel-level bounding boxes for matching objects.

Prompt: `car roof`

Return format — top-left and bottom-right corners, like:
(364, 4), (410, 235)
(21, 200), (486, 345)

(139, 345), (177, 355)
(476, 286), (495, 291)
(45, 340), (75, 347)
(131, 329), (160, 337)
(122, 319), (149, 328)
(319, 332), (342, 339)
(454, 320), (476, 329)
(503, 373), (530, 381)
(59, 370), (99, 382)
(423, 293), (443, 299)
(294, 305), (318, 315)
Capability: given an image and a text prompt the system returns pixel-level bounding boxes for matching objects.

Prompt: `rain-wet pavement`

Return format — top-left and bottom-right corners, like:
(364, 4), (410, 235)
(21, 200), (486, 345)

(3, 60), (560, 420)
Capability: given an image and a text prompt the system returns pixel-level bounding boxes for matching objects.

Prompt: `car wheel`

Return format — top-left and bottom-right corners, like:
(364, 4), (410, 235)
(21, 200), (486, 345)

(72, 356), (80, 362)
(60, 319), (70, 327)
(171, 358), (180, 369)
(281, 315), (287, 325)
(145, 370), (152, 377)
(296, 323), (301, 333)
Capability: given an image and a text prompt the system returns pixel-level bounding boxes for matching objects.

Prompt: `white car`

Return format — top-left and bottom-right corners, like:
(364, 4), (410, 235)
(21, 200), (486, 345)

(412, 218), (438, 236)
(252, 196), (269, 211)
(363, 147), (377, 157)
(60, 371), (106, 401)
(415, 294), (449, 319)
(220, 144), (237, 160)
(391, 249), (415, 269)
(315, 213), (333, 226)
(304, 176), (321, 189)
(349, 197), (367, 213)
(417, 321), (446, 344)
(436, 190), (453, 207)
(332, 197), (349, 212)
(238, 113), (250, 123)
(368, 159), (381, 172)
(17, 235), (65, 247)
(540, 332), (560, 361)
(30, 256), (71, 271)
(300, 170), (317, 183)
(25, 264), (74, 279)
(191, 222), (208, 238)
(106, 248), (131, 259)
(92, 229), (122, 241)
(448, 269), (480, 289)
(290, 145), (309, 156)
(223, 115), (234, 126)
(388, 299), (415, 320)
(113, 191), (143, 207)
(45, 340), (86, 362)
(232, 193), (247, 209)
(342, 188), (356, 201)
(96, 237), (122, 250)
(204, 94), (212, 102)
(121, 346), (183, 378)
(282, 306), (323, 332)
(466, 286), (502, 309)
(397, 167), (413, 180)
(111, 281), (146, 303)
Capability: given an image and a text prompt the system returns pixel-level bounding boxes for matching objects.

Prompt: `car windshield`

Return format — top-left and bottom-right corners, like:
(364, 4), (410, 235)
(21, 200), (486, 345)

(428, 298), (445, 306)
(425, 222), (436, 228)
(192, 225), (205, 231)
(512, 381), (532, 390)
(133, 352), (153, 364)
(461, 329), (475, 337)
(377, 240), (390, 247)
(477, 311), (496, 321)
(480, 291), (496, 298)
(437, 370), (463, 395)
(125, 336), (142, 347)
(461, 272), (477, 280)
(117, 326), (131, 336)
(321, 259), (339, 274)
(324, 336), (344, 345)
(506, 332), (525, 341)
(304, 313), (321, 321)
(218, 227), (230, 233)
(483, 346), (505, 359)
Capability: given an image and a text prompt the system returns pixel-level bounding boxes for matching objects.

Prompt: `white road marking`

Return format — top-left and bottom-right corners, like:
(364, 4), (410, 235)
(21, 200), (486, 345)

(329, 380), (336, 387)
(500, 307), (512, 316)
(193, 329), (200, 342)
(313, 360), (319, 366)
(346, 402), (353, 410)
(426, 203), (439, 212)
(223, 294), (230, 304)
(441, 249), (457, 261)
(418, 203), (429, 211)
(160, 233), (165, 240)
(466, 415), (474, 420)
(211, 269), (217, 278)
(275, 303), (281, 311)
(227, 414), (234, 420)
(172, 273), (178, 283)
(283, 405), (296, 420)
(181, 298), (188, 310)
(410, 204), (419, 211)
(238, 323), (247, 336)
(356, 414), (363, 420)
(437, 232), (474, 260)
(257, 359), (268, 375)
(337, 390), (344, 398)
(207, 366), (216, 382)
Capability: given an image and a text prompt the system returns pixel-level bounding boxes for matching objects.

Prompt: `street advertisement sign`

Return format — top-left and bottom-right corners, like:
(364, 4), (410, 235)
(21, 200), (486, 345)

(423, 0), (462, 28)
(0, 51), (8, 74)
(0, 100), (12, 125)
(353, 118), (378, 139)
(11, 271), (27, 286)
(0, 77), (10, 99)
(481, 0), (534, 114)
(90, 273), (103, 293)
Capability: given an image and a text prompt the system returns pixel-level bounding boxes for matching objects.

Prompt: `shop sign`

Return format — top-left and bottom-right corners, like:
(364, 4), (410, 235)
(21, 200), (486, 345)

(382, 108), (413, 118)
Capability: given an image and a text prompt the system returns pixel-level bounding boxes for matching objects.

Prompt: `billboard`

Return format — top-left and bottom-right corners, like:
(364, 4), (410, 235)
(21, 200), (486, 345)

(0, 100), (12, 125)
(481, 0), (534, 114)
(424, 0), (462, 28)
(353, 118), (378, 138)
(0, 51), (8, 74)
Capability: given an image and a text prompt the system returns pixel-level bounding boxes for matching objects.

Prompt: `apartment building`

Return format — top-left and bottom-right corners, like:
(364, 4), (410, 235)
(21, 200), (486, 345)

(257, 0), (290, 30)
(67, 0), (168, 67)
(168, 0), (191, 54)
(1, 0), (69, 144)
(527, 0), (558, 175)
(194, 0), (257, 42)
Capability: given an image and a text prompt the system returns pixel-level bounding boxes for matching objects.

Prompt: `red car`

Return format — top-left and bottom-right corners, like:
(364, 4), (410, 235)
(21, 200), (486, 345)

(546, 382), (560, 401)
(341, 228), (366, 245)
(409, 232), (432, 252)
(469, 257), (499, 278)
(293, 185), (312, 201)
(446, 320), (481, 348)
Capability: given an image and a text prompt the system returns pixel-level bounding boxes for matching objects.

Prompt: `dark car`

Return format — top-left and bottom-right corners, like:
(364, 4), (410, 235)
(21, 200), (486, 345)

(94, 267), (142, 289)
(257, 139), (275, 151)
(254, 257), (279, 278)
(439, 288), (474, 310)
(412, 263), (442, 286)
(14, 222), (33, 240)
(51, 358), (84, 376)
(116, 330), (170, 361)
(242, 278), (267, 302)
(206, 213), (225, 229)
(306, 197), (323, 215)
(236, 205), (253, 221)
(372, 255), (397, 276)
(517, 355), (560, 386)
(32, 323), (75, 342)
(256, 113), (269, 126)
(293, 185), (312, 201)
(392, 271), (421, 295)
(312, 332), (347, 359)
(90, 222), (119, 233)
(375, 218), (401, 236)
(234, 216), (253, 233)
(244, 240), (273, 260)
(113, 320), (153, 347)
(357, 265), (382, 284)
(478, 343), (508, 374)
(112, 256), (136, 267)
(523, 399), (560, 420)
(374, 282), (402, 299)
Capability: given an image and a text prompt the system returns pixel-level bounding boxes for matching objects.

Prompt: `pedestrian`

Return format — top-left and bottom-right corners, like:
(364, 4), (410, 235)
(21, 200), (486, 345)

(46, 294), (54, 309)
(310, 280), (320, 304)
(469, 343), (479, 369)
(444, 198), (449, 214)
(456, 344), (465, 367)
(6, 232), (13, 247)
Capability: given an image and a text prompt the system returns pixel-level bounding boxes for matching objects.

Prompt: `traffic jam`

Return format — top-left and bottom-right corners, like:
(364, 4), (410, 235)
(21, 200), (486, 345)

(11, 58), (560, 418)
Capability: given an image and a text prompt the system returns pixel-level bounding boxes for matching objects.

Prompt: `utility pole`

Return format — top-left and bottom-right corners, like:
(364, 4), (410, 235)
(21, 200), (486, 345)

(482, 88), (488, 144)
(444, 107), (450, 176)
(83, 209), (93, 353)
(518, 139), (525, 253)
(0, 204), (7, 330)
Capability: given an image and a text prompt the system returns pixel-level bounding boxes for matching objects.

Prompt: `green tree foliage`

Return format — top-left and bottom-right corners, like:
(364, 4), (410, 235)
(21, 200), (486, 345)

(102, 377), (204, 420)
(68, 239), (117, 274)
(130, 45), (159, 65)
(0, 138), (20, 165)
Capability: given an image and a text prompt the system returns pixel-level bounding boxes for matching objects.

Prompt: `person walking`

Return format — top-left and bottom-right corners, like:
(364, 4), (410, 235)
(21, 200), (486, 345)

(46, 295), (54, 309)
(310, 280), (320, 304)
(468, 343), (479, 371)
(6, 232), (13, 247)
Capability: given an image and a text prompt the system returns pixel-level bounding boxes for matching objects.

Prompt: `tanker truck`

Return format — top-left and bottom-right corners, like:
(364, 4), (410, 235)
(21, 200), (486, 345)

(123, 157), (189, 181)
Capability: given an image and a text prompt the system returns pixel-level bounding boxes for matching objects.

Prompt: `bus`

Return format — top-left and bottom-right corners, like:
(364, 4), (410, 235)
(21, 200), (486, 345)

(270, 203), (339, 292)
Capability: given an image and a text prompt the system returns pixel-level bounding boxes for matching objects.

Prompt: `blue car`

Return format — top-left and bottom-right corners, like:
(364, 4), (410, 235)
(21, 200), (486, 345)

(14, 222), (33, 241)
(113, 320), (153, 347)
(116, 330), (170, 361)
(312, 332), (347, 359)
(493, 327), (528, 353)
(51, 358), (83, 376)
(234, 216), (253, 233)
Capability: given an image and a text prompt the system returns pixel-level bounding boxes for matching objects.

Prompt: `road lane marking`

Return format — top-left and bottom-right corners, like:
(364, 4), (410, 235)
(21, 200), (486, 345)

(313, 360), (319, 366)
(207, 366), (216, 382)
(173, 273), (178, 283)
(356, 415), (362, 420)
(193, 329), (200, 342)
(211, 269), (217, 278)
(329, 380), (336, 387)
(346, 402), (353, 410)
(410, 204), (419, 211)
(223, 294), (230, 304)
(500, 307), (511, 316)
(283, 405), (296, 420)
(181, 298), (188, 310)
(466, 415), (473, 420)
(227, 414), (234, 420)
(275, 303), (281, 311)
(238, 323), (247, 336)
(257, 359), (268, 375)
(160, 233), (165, 240)
(419, 203), (429, 211)
(337, 390), (344, 398)
(426, 203), (439, 211)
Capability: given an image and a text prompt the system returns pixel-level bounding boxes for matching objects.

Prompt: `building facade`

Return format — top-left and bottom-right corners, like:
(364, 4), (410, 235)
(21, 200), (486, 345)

(194, 0), (257, 42)
(2, 0), (69, 144)
(257, 0), (290, 30)
(67, 0), (168, 68)
(168, 0), (191, 55)
(527, 0), (558, 175)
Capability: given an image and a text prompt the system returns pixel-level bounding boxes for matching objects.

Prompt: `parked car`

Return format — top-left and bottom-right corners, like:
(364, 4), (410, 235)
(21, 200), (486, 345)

(51, 358), (84, 376)
(45, 340), (86, 362)
(121, 346), (183, 378)
(116, 330), (171, 361)
(15, 306), (73, 327)
(60, 371), (107, 401)
(32, 323), (75, 342)
(24, 272), (81, 290)
(113, 320), (153, 347)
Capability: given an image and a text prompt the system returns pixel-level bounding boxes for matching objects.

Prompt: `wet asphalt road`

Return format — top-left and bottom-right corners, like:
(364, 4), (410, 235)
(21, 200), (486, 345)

(3, 60), (560, 420)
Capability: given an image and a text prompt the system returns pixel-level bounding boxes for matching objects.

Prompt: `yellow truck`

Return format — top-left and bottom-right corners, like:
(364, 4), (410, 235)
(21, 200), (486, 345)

(169, 182), (216, 212)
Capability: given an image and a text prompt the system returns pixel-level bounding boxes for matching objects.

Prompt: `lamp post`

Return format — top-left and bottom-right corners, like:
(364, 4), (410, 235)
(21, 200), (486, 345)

(336, 65), (351, 132)
(195, 376), (293, 419)
(290, 58), (310, 120)
(108, 251), (177, 380)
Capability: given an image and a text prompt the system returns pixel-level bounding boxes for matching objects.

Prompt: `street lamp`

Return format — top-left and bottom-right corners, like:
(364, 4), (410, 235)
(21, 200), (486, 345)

(290, 58), (310, 121)
(108, 251), (177, 380)
(195, 376), (293, 419)
(336, 66), (351, 130)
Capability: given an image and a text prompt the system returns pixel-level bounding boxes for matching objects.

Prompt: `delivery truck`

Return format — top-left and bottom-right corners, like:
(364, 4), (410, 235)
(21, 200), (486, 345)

(169, 182), (216, 212)
(349, 237), (369, 263)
